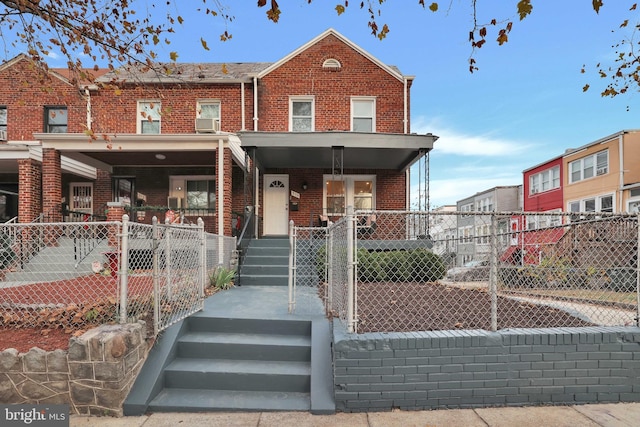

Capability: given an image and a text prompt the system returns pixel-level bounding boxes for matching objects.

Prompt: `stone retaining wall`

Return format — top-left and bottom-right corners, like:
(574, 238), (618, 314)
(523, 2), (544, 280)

(333, 326), (640, 412)
(0, 322), (148, 416)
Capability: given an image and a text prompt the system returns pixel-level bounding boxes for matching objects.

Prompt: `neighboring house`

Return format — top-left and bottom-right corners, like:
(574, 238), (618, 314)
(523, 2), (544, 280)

(563, 130), (640, 215)
(428, 205), (457, 258)
(455, 185), (521, 266)
(0, 29), (438, 236)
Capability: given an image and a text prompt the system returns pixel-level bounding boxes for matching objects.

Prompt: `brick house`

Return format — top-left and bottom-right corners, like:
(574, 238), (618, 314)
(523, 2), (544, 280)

(1, 29), (437, 236)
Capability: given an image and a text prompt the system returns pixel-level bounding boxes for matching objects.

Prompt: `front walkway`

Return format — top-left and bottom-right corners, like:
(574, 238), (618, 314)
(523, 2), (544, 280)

(70, 402), (640, 426)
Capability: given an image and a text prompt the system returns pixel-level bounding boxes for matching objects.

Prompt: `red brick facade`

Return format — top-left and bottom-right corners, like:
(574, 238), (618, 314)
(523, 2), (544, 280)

(3, 30), (419, 236)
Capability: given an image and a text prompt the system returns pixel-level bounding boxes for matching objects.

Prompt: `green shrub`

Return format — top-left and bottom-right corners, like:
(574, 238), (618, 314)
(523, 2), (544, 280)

(357, 248), (384, 282)
(380, 250), (412, 282)
(409, 249), (446, 282)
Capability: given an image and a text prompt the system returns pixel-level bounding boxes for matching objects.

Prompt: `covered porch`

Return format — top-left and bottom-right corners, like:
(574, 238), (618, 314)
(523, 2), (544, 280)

(29, 133), (247, 235)
(239, 130), (438, 237)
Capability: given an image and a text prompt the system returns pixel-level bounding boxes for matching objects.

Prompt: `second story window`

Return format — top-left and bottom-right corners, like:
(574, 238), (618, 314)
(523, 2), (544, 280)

(0, 107), (6, 140)
(197, 100), (220, 124)
(45, 107), (67, 133)
(530, 166), (560, 194)
(569, 150), (608, 183)
(290, 97), (314, 132)
(351, 98), (375, 132)
(138, 101), (161, 134)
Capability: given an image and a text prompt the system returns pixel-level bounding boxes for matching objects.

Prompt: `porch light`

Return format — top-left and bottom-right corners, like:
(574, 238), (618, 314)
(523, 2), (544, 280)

(155, 153), (166, 160)
(302, 182), (308, 191)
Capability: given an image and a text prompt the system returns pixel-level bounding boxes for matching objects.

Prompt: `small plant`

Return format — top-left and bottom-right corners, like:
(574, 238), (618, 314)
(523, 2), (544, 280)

(210, 266), (236, 290)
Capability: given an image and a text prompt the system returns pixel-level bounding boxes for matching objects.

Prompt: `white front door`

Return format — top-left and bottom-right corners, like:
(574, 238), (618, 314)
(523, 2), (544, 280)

(264, 174), (289, 235)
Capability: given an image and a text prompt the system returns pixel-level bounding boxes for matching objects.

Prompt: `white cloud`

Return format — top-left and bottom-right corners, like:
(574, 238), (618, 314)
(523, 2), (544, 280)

(411, 116), (532, 157)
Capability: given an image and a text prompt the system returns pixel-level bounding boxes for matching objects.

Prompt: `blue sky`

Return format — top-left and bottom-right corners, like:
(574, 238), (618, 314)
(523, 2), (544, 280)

(40, 1), (640, 208)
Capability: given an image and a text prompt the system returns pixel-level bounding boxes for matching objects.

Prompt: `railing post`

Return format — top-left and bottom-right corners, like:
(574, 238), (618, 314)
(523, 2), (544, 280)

(288, 220), (295, 313)
(489, 213), (498, 331)
(347, 205), (356, 333)
(119, 214), (130, 324)
(152, 216), (160, 337)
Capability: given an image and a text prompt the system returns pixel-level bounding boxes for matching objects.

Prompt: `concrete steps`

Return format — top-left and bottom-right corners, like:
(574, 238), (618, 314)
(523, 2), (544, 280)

(239, 238), (289, 286)
(125, 313), (318, 413)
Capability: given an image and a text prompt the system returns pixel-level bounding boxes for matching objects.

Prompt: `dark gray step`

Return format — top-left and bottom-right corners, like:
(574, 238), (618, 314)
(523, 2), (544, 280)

(242, 254), (289, 266)
(177, 331), (311, 361)
(187, 317), (311, 336)
(148, 388), (310, 412)
(240, 265), (288, 276)
(164, 358), (310, 392)
(248, 239), (289, 248)
(245, 247), (289, 257)
(238, 274), (288, 286)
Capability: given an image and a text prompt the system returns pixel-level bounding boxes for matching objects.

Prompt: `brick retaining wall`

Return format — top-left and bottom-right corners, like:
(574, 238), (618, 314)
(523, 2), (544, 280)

(0, 322), (148, 416)
(333, 326), (640, 412)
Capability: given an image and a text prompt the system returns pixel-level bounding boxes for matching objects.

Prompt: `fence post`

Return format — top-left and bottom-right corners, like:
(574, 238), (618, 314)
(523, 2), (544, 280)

(347, 205), (356, 333)
(326, 226), (333, 314)
(119, 214), (130, 324)
(152, 216), (160, 337)
(288, 220), (295, 314)
(636, 213), (640, 327)
(489, 213), (498, 331)
(199, 218), (206, 300)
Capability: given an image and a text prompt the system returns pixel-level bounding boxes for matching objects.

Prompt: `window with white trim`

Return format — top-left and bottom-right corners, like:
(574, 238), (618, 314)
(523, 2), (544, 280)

(569, 150), (608, 183)
(197, 100), (221, 122)
(530, 166), (560, 194)
(138, 101), (161, 134)
(169, 176), (216, 210)
(459, 226), (473, 243)
(0, 107), (6, 139)
(568, 194), (614, 214)
(628, 188), (640, 213)
(475, 196), (493, 212)
(323, 175), (375, 215)
(289, 97), (314, 132)
(351, 97), (375, 132)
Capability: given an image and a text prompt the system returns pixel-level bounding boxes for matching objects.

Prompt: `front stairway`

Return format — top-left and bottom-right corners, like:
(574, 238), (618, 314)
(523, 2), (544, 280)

(124, 239), (334, 415)
(238, 237), (289, 286)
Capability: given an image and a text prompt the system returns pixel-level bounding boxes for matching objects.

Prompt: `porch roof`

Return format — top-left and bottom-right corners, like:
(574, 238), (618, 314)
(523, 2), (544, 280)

(238, 131), (438, 171)
(32, 133), (246, 172)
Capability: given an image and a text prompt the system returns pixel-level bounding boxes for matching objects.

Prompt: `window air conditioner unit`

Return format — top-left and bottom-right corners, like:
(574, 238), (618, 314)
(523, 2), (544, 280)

(0, 130), (6, 141)
(167, 197), (183, 209)
(195, 118), (219, 133)
(596, 167), (607, 176)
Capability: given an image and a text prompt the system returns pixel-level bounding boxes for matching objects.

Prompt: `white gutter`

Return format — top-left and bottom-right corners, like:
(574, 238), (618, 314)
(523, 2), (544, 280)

(253, 76), (259, 130)
(241, 82), (246, 131)
(84, 89), (92, 130)
(619, 133), (625, 212)
(403, 77), (408, 134)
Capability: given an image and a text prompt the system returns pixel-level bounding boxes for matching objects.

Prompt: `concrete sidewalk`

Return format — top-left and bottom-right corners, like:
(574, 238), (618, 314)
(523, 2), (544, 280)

(70, 402), (640, 427)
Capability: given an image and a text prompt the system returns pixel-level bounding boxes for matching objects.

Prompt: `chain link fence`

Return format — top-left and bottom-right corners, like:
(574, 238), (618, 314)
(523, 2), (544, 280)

(0, 215), (236, 336)
(303, 210), (639, 333)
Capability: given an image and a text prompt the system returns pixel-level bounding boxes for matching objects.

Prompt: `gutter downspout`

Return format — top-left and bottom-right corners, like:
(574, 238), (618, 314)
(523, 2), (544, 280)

(403, 77), (408, 134)
(241, 82), (246, 131)
(619, 133), (625, 212)
(253, 76), (259, 131)
(84, 88), (91, 130)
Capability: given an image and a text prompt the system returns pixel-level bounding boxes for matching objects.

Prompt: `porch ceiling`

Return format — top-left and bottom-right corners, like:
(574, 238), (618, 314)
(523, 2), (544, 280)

(33, 133), (245, 171)
(238, 131), (438, 171)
